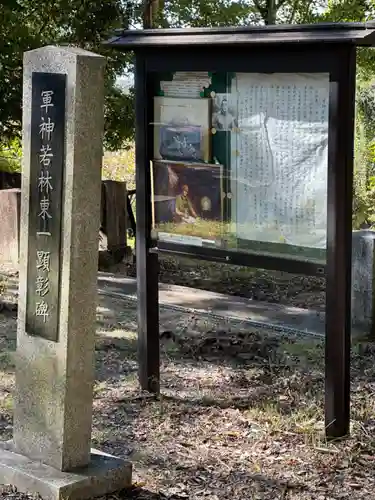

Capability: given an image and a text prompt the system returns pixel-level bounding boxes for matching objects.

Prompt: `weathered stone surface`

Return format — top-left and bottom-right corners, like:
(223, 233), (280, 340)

(0, 43), (133, 500)
(15, 45), (105, 471)
(0, 189), (20, 267)
(352, 229), (375, 334)
(0, 179), (131, 271)
(0, 443), (131, 500)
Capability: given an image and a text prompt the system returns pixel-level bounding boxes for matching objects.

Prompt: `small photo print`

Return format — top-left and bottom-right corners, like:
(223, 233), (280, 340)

(154, 97), (211, 162)
(158, 125), (203, 162)
(212, 94), (238, 131)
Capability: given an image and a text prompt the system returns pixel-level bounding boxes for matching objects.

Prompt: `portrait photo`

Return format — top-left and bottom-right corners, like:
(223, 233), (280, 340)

(212, 94), (238, 131)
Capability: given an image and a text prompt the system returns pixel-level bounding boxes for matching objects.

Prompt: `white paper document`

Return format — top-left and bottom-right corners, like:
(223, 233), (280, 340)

(230, 73), (329, 249)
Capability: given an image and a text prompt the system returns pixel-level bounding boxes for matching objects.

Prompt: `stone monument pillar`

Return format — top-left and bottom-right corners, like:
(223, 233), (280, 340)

(0, 46), (131, 499)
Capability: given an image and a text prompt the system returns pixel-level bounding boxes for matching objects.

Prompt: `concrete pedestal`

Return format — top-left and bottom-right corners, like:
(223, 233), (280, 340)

(0, 443), (131, 500)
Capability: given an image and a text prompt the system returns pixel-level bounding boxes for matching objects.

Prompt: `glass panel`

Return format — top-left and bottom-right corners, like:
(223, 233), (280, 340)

(150, 71), (329, 263)
(150, 71), (228, 248)
(229, 72), (329, 263)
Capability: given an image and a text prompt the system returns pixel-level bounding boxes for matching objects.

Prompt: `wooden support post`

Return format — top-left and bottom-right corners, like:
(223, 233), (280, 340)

(135, 54), (160, 393)
(325, 46), (356, 439)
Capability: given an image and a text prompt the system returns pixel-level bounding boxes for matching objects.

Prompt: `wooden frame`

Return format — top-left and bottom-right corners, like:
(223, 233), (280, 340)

(151, 159), (224, 246)
(104, 22), (375, 438)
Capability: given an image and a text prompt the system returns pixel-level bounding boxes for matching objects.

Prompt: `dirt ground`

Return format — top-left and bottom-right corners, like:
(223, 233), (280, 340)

(0, 288), (375, 499)
(123, 256), (326, 312)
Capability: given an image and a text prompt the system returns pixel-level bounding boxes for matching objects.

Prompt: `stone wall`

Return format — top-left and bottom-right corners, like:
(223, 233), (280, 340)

(0, 180), (128, 269)
(0, 189), (21, 267)
(352, 230), (375, 335)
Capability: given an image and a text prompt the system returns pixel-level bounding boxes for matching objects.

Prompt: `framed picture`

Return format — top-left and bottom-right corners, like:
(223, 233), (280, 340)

(153, 97), (211, 163)
(152, 160), (224, 245)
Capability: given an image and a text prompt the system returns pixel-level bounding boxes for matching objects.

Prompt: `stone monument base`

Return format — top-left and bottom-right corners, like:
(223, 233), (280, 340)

(0, 442), (132, 500)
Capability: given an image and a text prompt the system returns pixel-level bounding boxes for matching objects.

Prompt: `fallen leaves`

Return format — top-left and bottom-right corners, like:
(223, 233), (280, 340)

(1, 266), (375, 499)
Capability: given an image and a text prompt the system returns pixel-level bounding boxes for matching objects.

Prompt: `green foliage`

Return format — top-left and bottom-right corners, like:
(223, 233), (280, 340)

(366, 173), (375, 226)
(0, 138), (22, 173)
(316, 0), (375, 77)
(353, 81), (375, 228)
(156, 0), (257, 27)
(2, 0), (375, 157)
(104, 86), (135, 151)
(102, 147), (136, 187)
(318, 0), (373, 22)
(314, 0), (375, 228)
(353, 118), (370, 227)
(0, 0), (132, 150)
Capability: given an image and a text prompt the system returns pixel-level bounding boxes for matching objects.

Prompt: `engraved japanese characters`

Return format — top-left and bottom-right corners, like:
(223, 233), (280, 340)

(26, 72), (66, 341)
(35, 89), (54, 322)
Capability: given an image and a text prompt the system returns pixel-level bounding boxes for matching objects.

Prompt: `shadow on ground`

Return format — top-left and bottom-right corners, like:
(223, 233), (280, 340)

(127, 256), (327, 311)
(1, 293), (375, 498)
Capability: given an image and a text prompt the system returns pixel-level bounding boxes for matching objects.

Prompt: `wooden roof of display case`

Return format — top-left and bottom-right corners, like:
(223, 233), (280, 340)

(104, 22), (375, 49)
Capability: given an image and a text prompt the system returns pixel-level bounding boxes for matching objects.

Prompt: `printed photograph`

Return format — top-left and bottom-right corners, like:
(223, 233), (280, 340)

(158, 125), (203, 162)
(154, 97), (211, 162)
(212, 94), (238, 131)
(152, 160), (224, 242)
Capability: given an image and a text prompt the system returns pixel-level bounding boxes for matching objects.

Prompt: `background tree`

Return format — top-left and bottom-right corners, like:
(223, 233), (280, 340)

(0, 0), (133, 151)
(1, 0), (375, 158)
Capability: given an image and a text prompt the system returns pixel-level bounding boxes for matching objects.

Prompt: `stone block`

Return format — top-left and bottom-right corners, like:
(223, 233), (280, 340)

(101, 180), (127, 252)
(0, 42), (131, 500)
(0, 443), (131, 500)
(352, 229), (375, 334)
(0, 189), (20, 267)
(0, 42), (133, 500)
(15, 45), (107, 472)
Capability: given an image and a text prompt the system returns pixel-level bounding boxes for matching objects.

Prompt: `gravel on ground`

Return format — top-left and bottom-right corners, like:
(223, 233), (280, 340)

(0, 286), (374, 500)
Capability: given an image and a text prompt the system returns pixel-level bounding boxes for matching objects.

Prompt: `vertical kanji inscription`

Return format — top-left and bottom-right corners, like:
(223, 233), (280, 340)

(26, 72), (66, 341)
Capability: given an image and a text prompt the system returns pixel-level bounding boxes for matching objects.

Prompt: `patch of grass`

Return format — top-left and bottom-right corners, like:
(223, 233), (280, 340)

(92, 323), (371, 499)
(2, 274), (374, 499)
(278, 338), (325, 367)
(0, 394), (13, 411)
(0, 352), (15, 371)
(0, 278), (6, 296)
(242, 402), (325, 448)
(156, 219), (225, 240)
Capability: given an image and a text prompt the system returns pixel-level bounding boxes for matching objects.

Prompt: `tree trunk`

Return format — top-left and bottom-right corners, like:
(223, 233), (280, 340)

(265, 0), (277, 24)
(143, 0), (161, 28)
